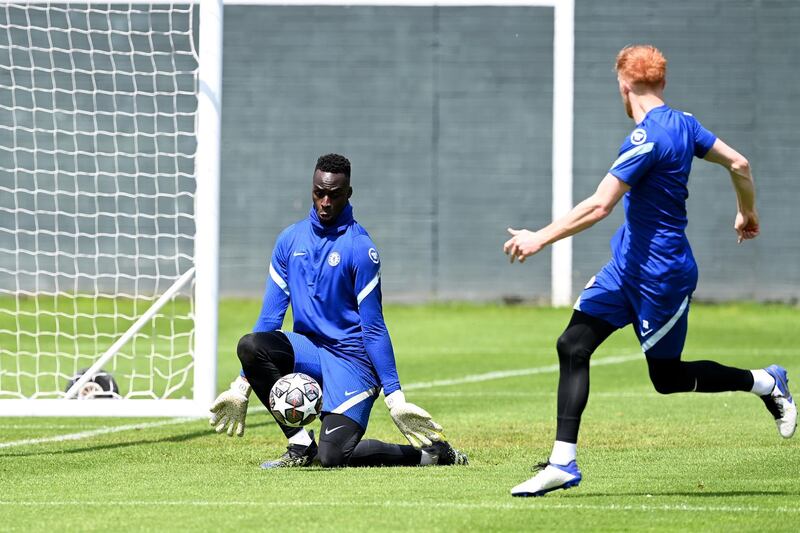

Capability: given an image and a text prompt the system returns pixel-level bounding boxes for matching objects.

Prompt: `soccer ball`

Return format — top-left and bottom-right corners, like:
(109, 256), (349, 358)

(269, 372), (322, 427)
(65, 368), (121, 399)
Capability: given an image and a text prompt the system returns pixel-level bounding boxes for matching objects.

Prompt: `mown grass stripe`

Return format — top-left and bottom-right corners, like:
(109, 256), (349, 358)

(404, 354), (640, 390)
(0, 353), (640, 450)
(0, 500), (796, 514)
(0, 417), (197, 449)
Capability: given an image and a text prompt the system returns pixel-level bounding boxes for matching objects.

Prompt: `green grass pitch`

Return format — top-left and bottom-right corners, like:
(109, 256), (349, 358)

(1, 301), (798, 531)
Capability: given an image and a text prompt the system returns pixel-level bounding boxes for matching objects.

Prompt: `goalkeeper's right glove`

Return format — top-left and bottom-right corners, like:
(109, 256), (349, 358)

(385, 390), (445, 449)
(209, 376), (251, 437)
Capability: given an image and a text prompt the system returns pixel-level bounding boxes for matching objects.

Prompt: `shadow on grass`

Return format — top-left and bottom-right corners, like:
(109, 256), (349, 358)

(0, 419), (277, 458)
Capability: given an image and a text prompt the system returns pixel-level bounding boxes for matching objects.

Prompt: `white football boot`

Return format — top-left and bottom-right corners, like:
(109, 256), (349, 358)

(511, 460), (582, 497)
(761, 365), (797, 438)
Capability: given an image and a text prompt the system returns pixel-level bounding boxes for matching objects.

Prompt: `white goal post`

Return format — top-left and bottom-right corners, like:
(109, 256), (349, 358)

(0, 0), (222, 416)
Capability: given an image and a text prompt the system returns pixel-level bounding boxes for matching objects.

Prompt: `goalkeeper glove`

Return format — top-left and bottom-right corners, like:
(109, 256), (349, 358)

(209, 376), (251, 437)
(385, 390), (444, 449)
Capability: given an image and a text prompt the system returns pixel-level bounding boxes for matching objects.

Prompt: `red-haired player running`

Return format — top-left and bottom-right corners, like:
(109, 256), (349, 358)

(504, 45), (795, 497)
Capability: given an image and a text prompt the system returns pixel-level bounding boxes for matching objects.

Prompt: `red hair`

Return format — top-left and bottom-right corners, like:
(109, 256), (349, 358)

(615, 45), (667, 87)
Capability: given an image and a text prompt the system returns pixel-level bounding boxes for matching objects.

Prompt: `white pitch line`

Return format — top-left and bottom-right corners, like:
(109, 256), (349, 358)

(0, 500), (795, 514)
(404, 353), (641, 390)
(0, 424), (98, 430)
(0, 417), (197, 449)
(0, 353), (641, 450)
(410, 390), (664, 398)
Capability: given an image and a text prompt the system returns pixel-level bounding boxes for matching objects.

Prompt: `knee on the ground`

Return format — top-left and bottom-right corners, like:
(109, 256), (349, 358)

(317, 442), (349, 468)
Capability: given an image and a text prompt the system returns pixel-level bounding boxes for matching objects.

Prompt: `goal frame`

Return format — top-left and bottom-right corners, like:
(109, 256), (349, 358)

(1, 0), (573, 417)
(1, 0), (222, 416)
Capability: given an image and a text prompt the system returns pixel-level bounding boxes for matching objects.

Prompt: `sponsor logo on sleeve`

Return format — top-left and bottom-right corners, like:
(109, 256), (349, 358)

(630, 128), (647, 145)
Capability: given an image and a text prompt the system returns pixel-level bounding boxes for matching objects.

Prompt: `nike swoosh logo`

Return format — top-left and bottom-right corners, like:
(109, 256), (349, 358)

(344, 390), (359, 396)
(293, 251), (306, 256)
(324, 425), (345, 435)
(640, 328), (653, 337)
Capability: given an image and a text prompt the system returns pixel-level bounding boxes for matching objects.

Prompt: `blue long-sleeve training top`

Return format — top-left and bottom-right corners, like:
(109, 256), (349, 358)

(253, 203), (401, 395)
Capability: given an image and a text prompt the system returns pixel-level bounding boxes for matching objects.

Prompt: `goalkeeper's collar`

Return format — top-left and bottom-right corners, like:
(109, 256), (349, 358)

(309, 203), (354, 236)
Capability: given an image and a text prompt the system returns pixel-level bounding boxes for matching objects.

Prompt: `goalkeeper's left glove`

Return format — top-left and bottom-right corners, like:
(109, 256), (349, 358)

(385, 390), (444, 449)
(209, 376), (251, 437)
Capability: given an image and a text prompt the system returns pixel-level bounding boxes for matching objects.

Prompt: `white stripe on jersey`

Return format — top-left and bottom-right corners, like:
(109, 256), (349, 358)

(269, 263), (290, 296)
(611, 142), (655, 170)
(356, 271), (381, 305)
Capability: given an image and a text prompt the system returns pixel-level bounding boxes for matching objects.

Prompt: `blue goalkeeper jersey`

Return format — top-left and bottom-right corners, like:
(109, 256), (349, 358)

(253, 203), (401, 395)
(607, 105), (717, 280)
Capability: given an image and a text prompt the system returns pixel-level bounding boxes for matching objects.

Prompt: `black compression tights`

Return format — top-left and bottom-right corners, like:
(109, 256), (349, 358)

(646, 358), (753, 394)
(318, 413), (422, 468)
(554, 311), (616, 444)
(555, 311), (755, 444)
(236, 331), (301, 439)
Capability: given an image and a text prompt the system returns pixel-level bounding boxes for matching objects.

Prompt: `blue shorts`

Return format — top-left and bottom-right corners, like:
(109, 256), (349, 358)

(574, 261), (697, 359)
(283, 331), (379, 429)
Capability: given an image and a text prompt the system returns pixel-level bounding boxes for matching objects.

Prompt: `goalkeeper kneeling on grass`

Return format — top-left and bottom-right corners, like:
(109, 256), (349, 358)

(209, 153), (467, 469)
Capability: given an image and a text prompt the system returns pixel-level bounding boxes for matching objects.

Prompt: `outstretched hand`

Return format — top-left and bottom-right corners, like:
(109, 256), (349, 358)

(209, 376), (251, 437)
(385, 391), (444, 449)
(504, 228), (545, 263)
(734, 211), (759, 244)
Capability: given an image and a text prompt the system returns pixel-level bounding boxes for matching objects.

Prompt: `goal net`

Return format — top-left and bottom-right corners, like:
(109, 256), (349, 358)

(0, 1), (219, 416)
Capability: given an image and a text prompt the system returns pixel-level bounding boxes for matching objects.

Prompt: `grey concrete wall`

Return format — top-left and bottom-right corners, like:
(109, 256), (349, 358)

(219, 1), (800, 302)
(219, 6), (553, 301)
(2, 2), (797, 302)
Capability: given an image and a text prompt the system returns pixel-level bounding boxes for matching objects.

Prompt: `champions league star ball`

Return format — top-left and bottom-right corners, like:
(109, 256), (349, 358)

(268, 372), (322, 427)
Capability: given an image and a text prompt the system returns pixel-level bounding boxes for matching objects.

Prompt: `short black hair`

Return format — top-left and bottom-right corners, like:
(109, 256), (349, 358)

(315, 153), (351, 179)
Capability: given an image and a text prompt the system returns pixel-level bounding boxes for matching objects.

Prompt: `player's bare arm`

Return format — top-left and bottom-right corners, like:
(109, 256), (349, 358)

(504, 174), (630, 263)
(703, 138), (759, 243)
